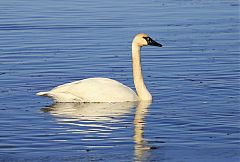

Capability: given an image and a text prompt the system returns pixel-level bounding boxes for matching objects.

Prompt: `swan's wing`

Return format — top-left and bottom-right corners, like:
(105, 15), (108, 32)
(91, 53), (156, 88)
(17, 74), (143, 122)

(36, 91), (84, 102)
(36, 80), (85, 102)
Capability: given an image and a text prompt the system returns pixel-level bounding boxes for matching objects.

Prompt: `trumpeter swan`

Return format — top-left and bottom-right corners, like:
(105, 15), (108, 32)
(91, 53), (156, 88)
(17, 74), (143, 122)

(37, 33), (162, 102)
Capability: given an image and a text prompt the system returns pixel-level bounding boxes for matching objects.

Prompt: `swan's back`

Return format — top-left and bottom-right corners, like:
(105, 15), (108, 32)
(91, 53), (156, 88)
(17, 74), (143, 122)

(37, 78), (138, 102)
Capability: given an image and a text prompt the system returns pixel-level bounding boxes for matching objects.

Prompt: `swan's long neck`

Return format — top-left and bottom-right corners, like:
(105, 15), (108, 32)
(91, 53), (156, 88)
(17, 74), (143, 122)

(132, 43), (152, 101)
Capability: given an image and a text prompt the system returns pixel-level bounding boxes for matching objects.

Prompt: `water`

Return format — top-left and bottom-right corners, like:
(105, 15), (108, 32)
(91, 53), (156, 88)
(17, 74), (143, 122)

(0, 0), (239, 161)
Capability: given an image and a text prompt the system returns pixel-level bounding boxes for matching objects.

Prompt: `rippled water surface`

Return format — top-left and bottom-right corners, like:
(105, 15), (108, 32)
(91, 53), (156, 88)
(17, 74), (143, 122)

(0, 0), (239, 161)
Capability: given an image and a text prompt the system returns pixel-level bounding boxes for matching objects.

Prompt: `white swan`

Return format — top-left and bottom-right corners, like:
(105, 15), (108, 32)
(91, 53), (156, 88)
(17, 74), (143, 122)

(37, 33), (162, 102)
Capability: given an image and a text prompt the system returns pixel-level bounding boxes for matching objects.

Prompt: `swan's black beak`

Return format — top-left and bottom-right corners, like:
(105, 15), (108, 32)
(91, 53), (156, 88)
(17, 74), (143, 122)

(143, 37), (162, 47)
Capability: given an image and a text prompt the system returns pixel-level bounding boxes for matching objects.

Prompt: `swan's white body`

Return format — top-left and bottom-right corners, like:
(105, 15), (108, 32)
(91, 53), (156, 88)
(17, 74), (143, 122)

(37, 33), (162, 102)
(37, 78), (138, 102)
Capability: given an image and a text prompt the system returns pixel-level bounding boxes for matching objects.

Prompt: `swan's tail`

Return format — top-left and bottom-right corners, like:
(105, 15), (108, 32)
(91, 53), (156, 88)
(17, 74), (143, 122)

(36, 91), (58, 102)
(36, 91), (50, 96)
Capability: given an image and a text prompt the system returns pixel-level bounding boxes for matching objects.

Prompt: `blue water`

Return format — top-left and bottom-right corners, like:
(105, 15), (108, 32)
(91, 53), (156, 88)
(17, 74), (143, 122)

(0, 0), (239, 161)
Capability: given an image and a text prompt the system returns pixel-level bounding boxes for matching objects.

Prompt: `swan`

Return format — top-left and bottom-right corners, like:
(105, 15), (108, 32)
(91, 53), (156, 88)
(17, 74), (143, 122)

(36, 33), (162, 102)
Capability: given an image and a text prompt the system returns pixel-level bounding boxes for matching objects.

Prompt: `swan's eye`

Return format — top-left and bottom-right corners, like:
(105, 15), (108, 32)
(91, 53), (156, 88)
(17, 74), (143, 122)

(143, 37), (149, 40)
(143, 37), (150, 42)
(143, 37), (152, 44)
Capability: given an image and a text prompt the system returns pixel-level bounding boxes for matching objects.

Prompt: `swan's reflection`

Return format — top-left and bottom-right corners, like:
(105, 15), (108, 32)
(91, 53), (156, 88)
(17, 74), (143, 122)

(42, 102), (137, 121)
(134, 101), (152, 161)
(41, 101), (152, 160)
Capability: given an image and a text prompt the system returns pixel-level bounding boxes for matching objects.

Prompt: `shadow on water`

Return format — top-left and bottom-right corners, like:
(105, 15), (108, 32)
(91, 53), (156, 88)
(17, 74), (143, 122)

(41, 101), (153, 161)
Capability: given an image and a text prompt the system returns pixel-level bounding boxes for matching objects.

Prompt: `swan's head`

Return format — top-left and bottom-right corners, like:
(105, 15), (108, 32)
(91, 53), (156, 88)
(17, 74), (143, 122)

(133, 33), (162, 47)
